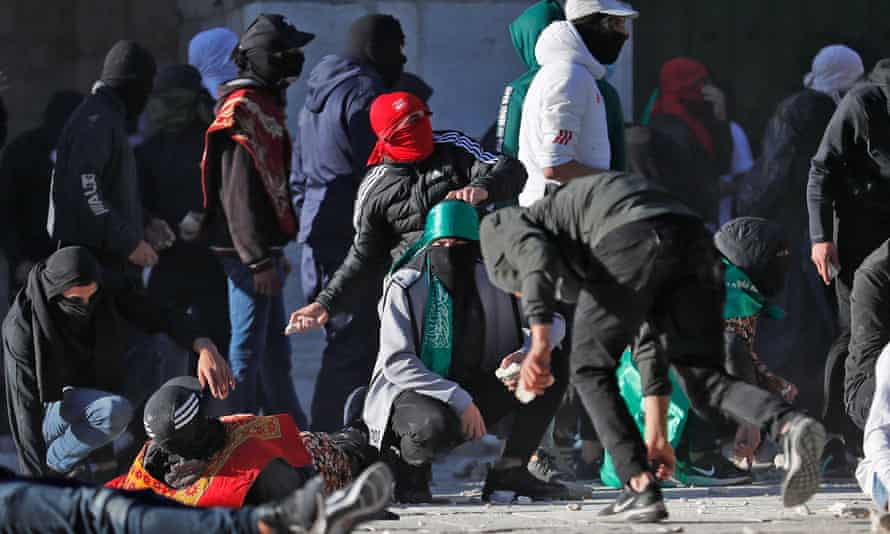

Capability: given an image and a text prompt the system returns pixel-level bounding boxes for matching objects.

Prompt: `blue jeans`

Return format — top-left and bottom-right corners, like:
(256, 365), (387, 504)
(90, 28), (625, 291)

(0, 477), (260, 534)
(42, 388), (134, 474)
(874, 473), (889, 511)
(220, 255), (307, 427)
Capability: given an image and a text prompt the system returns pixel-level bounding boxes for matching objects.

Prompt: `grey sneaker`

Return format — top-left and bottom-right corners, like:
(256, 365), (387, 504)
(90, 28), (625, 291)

(779, 416), (826, 507)
(323, 462), (394, 534)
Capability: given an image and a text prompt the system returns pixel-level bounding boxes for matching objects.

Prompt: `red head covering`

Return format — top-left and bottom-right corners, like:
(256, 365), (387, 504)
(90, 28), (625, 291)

(651, 57), (713, 155)
(367, 92), (434, 166)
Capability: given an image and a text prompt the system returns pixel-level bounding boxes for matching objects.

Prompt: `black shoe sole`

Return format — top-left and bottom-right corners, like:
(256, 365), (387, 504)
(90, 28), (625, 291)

(325, 462), (394, 534)
(598, 501), (669, 523)
(685, 474), (752, 487)
(782, 418), (826, 507)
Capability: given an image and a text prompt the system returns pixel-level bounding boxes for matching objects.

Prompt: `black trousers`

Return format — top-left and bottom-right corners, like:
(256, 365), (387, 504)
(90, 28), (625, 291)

(569, 216), (795, 485)
(387, 356), (568, 467)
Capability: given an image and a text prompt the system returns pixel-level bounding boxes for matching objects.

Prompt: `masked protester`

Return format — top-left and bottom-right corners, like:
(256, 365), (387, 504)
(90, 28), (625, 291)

(0, 90), (83, 292)
(287, 92), (526, 433)
(641, 57), (733, 227)
(1, 247), (233, 478)
(110, 376), (382, 509)
(47, 40), (158, 288)
(201, 14), (312, 424)
(359, 201), (568, 503)
(480, 172), (827, 523)
(288, 14), (406, 432)
(188, 27), (240, 100)
(136, 65), (228, 362)
(516, 0), (636, 207)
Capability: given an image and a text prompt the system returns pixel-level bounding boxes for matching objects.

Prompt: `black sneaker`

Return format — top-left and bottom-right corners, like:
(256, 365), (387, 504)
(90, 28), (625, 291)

(482, 465), (571, 502)
(257, 475), (325, 532)
(528, 448), (574, 482)
(597, 482), (668, 523)
(323, 462), (394, 534)
(779, 415), (826, 507)
(685, 449), (752, 487)
(820, 436), (854, 480)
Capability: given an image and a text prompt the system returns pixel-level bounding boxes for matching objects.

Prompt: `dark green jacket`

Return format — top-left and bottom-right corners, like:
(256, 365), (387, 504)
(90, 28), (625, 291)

(497, 0), (626, 170)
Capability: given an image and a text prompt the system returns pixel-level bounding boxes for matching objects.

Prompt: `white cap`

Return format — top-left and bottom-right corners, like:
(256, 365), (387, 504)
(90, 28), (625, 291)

(565, 0), (639, 21)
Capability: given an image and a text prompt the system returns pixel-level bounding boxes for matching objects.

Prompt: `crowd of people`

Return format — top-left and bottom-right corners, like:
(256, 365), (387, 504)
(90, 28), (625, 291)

(5, 0), (890, 530)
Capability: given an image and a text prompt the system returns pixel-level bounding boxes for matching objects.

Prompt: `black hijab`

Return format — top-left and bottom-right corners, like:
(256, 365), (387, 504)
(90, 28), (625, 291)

(24, 247), (120, 402)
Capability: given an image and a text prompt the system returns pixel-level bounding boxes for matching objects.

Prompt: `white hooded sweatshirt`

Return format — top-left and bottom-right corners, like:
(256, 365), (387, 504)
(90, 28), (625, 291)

(518, 21), (610, 206)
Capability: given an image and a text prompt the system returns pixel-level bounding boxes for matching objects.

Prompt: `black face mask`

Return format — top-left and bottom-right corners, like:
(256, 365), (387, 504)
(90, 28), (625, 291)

(574, 19), (628, 65)
(165, 418), (227, 460)
(429, 243), (479, 294)
(371, 39), (407, 88)
(56, 290), (100, 321)
(243, 47), (305, 86)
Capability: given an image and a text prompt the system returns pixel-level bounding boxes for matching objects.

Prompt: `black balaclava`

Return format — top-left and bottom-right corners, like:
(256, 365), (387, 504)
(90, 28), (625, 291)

(41, 247), (103, 342)
(101, 40), (157, 121)
(345, 14), (406, 88)
(571, 14), (628, 65)
(233, 14), (315, 88)
(144, 376), (226, 461)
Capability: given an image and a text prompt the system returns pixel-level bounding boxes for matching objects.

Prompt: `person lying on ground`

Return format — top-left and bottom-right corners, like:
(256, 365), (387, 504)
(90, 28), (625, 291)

(2, 246), (234, 478)
(363, 200), (568, 503)
(109, 376), (378, 507)
(855, 342), (890, 511)
(0, 461), (392, 534)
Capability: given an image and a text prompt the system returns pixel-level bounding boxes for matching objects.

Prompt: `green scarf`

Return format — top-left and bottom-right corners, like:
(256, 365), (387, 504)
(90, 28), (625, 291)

(391, 201), (480, 377)
(722, 258), (785, 320)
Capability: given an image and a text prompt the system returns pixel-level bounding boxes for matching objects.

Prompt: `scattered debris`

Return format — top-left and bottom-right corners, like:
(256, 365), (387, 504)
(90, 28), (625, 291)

(696, 506), (707, 515)
(795, 504), (812, 516)
(654, 527), (684, 533)
(829, 502), (870, 519)
(741, 528), (764, 534)
(566, 503), (582, 511)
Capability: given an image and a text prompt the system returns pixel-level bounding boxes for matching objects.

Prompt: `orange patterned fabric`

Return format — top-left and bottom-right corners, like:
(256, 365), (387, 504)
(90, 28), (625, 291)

(107, 414), (311, 508)
(201, 87), (297, 239)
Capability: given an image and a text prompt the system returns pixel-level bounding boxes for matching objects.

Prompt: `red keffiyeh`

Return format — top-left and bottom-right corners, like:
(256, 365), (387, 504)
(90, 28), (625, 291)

(367, 92), (434, 166)
(651, 57), (714, 155)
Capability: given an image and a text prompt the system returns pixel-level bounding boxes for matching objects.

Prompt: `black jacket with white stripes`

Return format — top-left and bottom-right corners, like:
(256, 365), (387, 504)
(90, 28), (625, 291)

(314, 130), (527, 314)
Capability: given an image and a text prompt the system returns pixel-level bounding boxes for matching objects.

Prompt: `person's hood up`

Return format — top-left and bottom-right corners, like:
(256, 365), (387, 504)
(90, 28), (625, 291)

(188, 27), (239, 99)
(868, 58), (890, 85)
(803, 45), (863, 101)
(303, 54), (371, 114)
(42, 90), (84, 143)
(509, 0), (565, 70)
(535, 21), (606, 79)
(714, 217), (790, 300)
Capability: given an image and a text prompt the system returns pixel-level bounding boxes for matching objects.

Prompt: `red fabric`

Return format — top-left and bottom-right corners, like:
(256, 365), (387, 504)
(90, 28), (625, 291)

(201, 88), (297, 239)
(651, 57), (714, 155)
(367, 92), (434, 166)
(107, 414), (312, 508)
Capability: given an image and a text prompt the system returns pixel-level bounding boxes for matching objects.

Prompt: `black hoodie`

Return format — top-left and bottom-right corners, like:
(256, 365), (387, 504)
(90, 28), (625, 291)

(808, 59), (890, 246)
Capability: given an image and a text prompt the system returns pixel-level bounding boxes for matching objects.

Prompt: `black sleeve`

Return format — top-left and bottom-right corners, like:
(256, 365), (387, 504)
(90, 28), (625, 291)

(633, 321), (672, 397)
(219, 142), (272, 270)
(315, 186), (392, 314)
(445, 132), (527, 205)
(113, 289), (202, 351)
(56, 121), (142, 258)
(807, 93), (867, 243)
(848, 267), (890, 385)
(3, 328), (49, 476)
(244, 458), (315, 505)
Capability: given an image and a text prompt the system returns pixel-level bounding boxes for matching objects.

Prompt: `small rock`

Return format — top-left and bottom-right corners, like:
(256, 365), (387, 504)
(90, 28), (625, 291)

(697, 506), (707, 515)
(871, 508), (890, 532)
(830, 502), (870, 519)
(741, 528), (764, 534)
(654, 527), (684, 533)
(516, 496), (533, 505)
(795, 504), (812, 516)
(742, 500), (750, 506)
(566, 503), (582, 511)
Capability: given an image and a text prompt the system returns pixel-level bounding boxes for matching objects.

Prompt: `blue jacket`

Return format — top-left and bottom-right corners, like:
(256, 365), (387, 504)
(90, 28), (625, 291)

(291, 55), (385, 253)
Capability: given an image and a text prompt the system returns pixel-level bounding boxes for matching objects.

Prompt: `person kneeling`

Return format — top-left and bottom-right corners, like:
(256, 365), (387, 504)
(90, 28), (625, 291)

(110, 376), (378, 506)
(364, 200), (568, 503)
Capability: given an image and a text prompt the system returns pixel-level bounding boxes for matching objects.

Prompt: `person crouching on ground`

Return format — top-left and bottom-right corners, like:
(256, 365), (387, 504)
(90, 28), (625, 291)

(363, 200), (568, 503)
(2, 247), (234, 479)
(109, 376), (379, 506)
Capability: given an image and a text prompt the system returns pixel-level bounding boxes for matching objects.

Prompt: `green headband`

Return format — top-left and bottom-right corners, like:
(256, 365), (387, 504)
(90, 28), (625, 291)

(390, 200), (479, 274)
